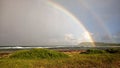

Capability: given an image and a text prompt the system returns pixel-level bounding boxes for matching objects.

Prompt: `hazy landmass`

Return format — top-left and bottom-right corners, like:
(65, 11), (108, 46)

(79, 42), (120, 47)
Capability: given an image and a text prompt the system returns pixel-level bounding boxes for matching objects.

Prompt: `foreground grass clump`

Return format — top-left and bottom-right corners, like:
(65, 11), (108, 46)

(9, 49), (68, 59)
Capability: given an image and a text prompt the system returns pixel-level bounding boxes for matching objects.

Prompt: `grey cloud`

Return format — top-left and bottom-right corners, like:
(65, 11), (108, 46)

(0, 0), (88, 45)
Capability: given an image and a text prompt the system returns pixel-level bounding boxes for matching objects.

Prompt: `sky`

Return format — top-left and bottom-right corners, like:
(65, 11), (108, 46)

(0, 0), (120, 46)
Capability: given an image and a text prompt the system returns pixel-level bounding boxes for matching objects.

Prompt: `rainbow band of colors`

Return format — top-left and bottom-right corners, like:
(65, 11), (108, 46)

(47, 0), (95, 47)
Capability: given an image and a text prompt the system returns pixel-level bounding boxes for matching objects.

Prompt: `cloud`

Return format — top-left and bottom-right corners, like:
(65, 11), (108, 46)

(64, 33), (78, 44)
(81, 32), (92, 42)
(64, 33), (74, 41)
(64, 32), (92, 44)
(0, 0), (95, 45)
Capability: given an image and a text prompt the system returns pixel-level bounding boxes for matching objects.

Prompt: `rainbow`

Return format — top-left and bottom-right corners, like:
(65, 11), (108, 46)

(78, 0), (114, 43)
(47, 0), (95, 47)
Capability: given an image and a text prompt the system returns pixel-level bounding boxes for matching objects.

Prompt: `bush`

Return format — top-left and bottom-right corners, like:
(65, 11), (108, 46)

(9, 49), (69, 59)
(105, 48), (120, 54)
(81, 49), (107, 54)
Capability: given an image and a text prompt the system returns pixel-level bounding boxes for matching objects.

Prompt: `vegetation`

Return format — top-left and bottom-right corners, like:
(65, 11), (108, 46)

(9, 49), (68, 59)
(0, 48), (120, 68)
(81, 49), (107, 54)
(105, 48), (120, 53)
(81, 48), (120, 54)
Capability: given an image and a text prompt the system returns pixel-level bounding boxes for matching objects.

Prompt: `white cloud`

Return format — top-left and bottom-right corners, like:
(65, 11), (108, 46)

(47, 32), (93, 45)
(82, 32), (92, 41)
(64, 33), (74, 41)
(64, 32), (93, 44)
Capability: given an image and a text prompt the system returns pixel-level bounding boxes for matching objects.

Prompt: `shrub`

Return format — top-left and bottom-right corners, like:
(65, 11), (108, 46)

(105, 48), (120, 54)
(9, 49), (69, 59)
(81, 49), (107, 54)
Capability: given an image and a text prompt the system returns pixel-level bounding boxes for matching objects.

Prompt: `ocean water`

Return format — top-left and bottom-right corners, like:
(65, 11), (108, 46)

(0, 45), (120, 50)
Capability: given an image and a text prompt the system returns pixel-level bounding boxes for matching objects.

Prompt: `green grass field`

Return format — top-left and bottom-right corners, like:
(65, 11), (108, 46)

(0, 48), (120, 68)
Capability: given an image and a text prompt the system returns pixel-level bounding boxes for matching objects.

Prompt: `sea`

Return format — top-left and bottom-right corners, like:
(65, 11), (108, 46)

(0, 45), (120, 50)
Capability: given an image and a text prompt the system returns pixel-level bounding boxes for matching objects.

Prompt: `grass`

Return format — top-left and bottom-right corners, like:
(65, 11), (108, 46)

(9, 48), (68, 59)
(81, 49), (107, 54)
(0, 48), (120, 68)
(80, 48), (120, 54)
(105, 48), (120, 53)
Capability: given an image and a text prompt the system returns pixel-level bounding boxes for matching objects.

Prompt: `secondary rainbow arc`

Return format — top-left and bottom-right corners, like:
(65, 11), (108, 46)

(47, 0), (95, 47)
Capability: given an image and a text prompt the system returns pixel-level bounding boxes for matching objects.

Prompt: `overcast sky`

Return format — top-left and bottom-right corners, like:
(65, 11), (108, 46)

(53, 0), (120, 43)
(0, 0), (120, 46)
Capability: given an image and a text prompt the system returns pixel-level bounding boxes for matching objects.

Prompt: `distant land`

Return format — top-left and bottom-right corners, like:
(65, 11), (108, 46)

(79, 42), (120, 47)
(0, 42), (120, 47)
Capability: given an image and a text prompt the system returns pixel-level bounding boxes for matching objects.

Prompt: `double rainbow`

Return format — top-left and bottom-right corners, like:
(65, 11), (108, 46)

(47, 0), (95, 47)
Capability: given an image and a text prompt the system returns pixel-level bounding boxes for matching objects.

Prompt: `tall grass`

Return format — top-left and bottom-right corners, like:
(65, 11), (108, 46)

(0, 48), (120, 68)
(81, 48), (120, 54)
(105, 48), (120, 53)
(0, 54), (120, 68)
(9, 49), (69, 59)
(85, 49), (107, 54)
